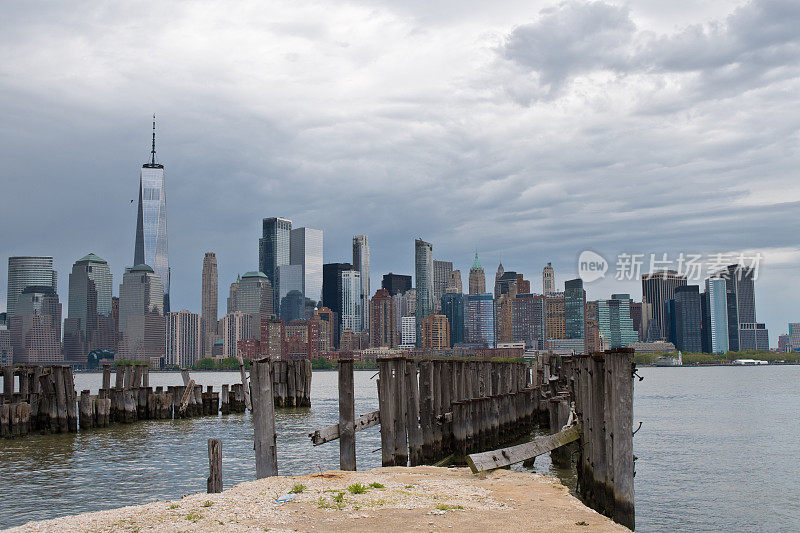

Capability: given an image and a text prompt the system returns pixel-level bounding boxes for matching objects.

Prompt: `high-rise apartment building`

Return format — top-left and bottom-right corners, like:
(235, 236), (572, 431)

(7, 256), (57, 318)
(353, 235), (371, 332)
(133, 117), (170, 311)
(9, 286), (62, 364)
(201, 252), (218, 357)
(542, 263), (555, 296)
(369, 289), (396, 348)
(258, 217), (292, 308)
(315, 307), (336, 352)
(382, 273), (412, 296)
(468, 252), (485, 295)
(400, 316), (417, 347)
(642, 270), (687, 341)
(671, 285), (702, 353)
(433, 260), (453, 313)
(464, 293), (495, 347)
(290, 227), (323, 304)
(512, 293), (545, 349)
(341, 270), (362, 334)
(564, 279), (586, 346)
(166, 310), (201, 367)
(496, 293), (514, 343)
(597, 294), (639, 349)
(237, 271), (273, 336)
(441, 292), (464, 347)
(545, 293), (566, 340)
(117, 265), (165, 364)
(220, 311), (254, 358)
(415, 239), (434, 346)
(422, 314), (450, 349)
(703, 278), (729, 354)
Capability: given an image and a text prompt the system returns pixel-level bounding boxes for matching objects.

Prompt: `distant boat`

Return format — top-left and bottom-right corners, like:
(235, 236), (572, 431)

(732, 359), (768, 365)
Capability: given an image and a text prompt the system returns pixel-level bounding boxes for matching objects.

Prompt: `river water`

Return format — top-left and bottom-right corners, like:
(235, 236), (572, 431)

(0, 366), (798, 531)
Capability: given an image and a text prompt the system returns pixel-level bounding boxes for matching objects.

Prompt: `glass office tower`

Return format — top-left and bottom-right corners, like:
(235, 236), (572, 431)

(7, 256), (57, 318)
(134, 117), (170, 311)
(290, 227), (323, 304)
(464, 293), (495, 347)
(259, 217), (292, 308)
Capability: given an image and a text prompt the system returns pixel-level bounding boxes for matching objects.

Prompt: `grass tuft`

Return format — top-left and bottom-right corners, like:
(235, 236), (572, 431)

(368, 482), (384, 489)
(435, 504), (464, 511)
(347, 482), (368, 494)
(201, 500), (213, 508)
(290, 483), (307, 494)
(185, 511), (203, 522)
(169, 504), (179, 510)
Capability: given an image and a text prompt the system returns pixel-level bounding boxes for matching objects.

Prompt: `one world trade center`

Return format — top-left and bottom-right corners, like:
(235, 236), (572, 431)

(134, 115), (170, 311)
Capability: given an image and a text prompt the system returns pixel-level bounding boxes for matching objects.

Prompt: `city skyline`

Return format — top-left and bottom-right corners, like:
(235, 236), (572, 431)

(1, 0), (799, 344)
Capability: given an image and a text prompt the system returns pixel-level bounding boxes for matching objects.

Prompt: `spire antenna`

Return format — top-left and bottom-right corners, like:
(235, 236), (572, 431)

(151, 114), (156, 165)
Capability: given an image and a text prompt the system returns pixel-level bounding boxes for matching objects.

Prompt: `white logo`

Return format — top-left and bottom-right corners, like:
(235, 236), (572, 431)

(578, 250), (608, 283)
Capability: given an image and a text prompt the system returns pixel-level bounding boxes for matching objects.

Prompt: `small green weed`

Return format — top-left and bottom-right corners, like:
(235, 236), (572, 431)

(317, 496), (331, 509)
(436, 504), (464, 511)
(368, 482), (384, 489)
(332, 492), (345, 504)
(169, 504), (179, 510)
(202, 500), (213, 508)
(347, 482), (368, 494)
(185, 511), (203, 522)
(290, 483), (307, 494)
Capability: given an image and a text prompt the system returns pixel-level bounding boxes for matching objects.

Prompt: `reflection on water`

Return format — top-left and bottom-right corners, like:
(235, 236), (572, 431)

(2, 367), (798, 531)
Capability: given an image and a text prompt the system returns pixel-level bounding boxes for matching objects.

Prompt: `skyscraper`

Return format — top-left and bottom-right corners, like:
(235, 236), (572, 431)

(237, 271), (274, 333)
(201, 252), (218, 357)
(564, 279), (586, 347)
(9, 285), (63, 364)
(545, 293), (566, 340)
(641, 270), (687, 341)
(133, 116), (170, 311)
(369, 289), (396, 348)
(290, 227), (324, 304)
(464, 293), (495, 347)
(258, 217), (292, 308)
(468, 252), (485, 295)
(422, 314), (450, 349)
(166, 310), (201, 367)
(542, 263), (555, 296)
(382, 273), (412, 296)
(447, 270), (463, 294)
(118, 265), (165, 364)
(277, 264), (303, 317)
(352, 235), (370, 332)
(441, 292), (465, 347)
(322, 262), (352, 339)
(341, 269), (362, 334)
(672, 285), (702, 353)
(433, 260), (453, 312)
(494, 262), (505, 298)
(512, 293), (545, 349)
(414, 238), (434, 346)
(703, 278), (729, 354)
(597, 294), (638, 349)
(7, 256), (57, 318)
(717, 264), (767, 351)
(67, 253), (112, 337)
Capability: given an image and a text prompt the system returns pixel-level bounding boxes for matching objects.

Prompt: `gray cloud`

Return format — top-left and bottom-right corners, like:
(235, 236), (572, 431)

(0, 0), (798, 342)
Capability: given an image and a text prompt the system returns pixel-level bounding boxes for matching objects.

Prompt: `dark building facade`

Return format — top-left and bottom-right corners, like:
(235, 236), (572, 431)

(382, 273), (412, 296)
(672, 285), (702, 353)
(441, 292), (464, 347)
(642, 270), (687, 341)
(564, 278), (586, 341)
(258, 217), (292, 308)
(726, 290), (740, 352)
(512, 293), (545, 349)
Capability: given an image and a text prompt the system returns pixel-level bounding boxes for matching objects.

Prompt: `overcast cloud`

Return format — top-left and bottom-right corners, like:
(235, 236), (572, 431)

(1, 0), (798, 343)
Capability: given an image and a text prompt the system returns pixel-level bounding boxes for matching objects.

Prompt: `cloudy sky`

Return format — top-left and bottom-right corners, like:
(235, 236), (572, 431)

(1, 0), (798, 344)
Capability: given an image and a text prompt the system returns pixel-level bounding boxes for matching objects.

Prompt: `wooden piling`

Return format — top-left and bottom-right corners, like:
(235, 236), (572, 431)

(405, 359), (423, 466)
(79, 390), (94, 430)
(393, 358), (408, 466)
(220, 384), (230, 415)
(250, 358), (278, 478)
(207, 438), (223, 493)
(378, 358), (397, 466)
(102, 363), (111, 390)
(338, 355), (356, 471)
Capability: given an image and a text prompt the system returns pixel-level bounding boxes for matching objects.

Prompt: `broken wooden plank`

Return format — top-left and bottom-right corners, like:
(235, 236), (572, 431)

(308, 410), (380, 446)
(178, 379), (195, 415)
(466, 423), (582, 474)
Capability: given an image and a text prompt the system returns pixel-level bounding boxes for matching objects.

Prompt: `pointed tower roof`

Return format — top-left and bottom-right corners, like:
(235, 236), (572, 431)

(471, 251), (483, 271)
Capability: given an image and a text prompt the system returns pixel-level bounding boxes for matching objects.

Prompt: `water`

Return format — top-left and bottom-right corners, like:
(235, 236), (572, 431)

(1, 367), (798, 531)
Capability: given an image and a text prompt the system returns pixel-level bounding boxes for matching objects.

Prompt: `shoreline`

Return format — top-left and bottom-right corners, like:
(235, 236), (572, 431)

(6, 466), (627, 532)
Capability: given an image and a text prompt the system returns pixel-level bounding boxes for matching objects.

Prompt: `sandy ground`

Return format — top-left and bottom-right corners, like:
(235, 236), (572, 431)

(7, 466), (628, 532)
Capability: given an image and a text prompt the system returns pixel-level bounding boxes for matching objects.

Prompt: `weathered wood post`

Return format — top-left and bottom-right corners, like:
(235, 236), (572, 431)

(377, 358), (397, 466)
(393, 358), (409, 466)
(207, 438), (223, 493)
(418, 360), (433, 463)
(220, 384), (230, 414)
(79, 390), (94, 430)
(609, 350), (635, 530)
(102, 363), (111, 390)
(338, 354), (356, 471)
(115, 365), (124, 389)
(250, 358), (278, 478)
(236, 353), (252, 411)
(405, 359), (423, 466)
(3, 366), (13, 398)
